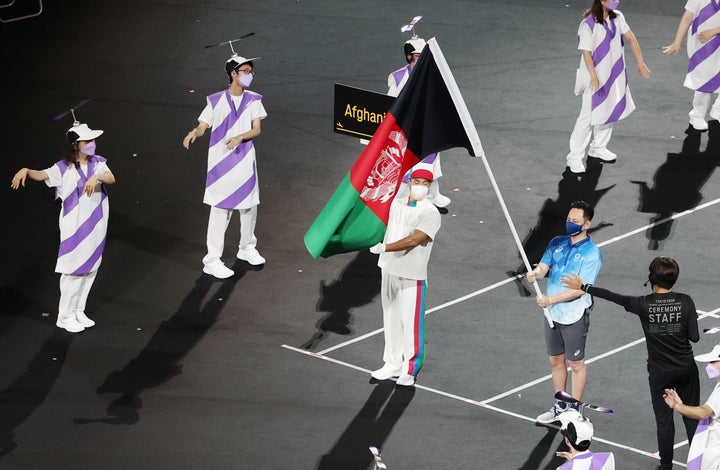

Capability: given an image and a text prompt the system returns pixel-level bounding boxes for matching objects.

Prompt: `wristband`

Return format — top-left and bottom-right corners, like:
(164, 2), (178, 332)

(581, 283), (592, 293)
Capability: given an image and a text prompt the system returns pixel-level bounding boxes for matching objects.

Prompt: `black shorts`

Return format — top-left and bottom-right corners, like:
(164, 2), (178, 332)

(544, 310), (590, 360)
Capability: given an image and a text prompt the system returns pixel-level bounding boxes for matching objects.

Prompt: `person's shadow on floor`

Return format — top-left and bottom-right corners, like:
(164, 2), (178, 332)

(301, 250), (381, 351)
(73, 261), (251, 425)
(518, 426), (568, 470)
(316, 381), (415, 470)
(631, 121), (720, 250)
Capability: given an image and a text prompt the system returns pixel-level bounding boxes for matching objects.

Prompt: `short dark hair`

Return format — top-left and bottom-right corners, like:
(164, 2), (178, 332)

(570, 200), (594, 221)
(225, 60), (254, 82)
(649, 257), (680, 289)
(562, 423), (591, 452)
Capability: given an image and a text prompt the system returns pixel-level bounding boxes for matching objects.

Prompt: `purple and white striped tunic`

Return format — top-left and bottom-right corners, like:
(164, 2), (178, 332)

(44, 157), (110, 275)
(578, 11), (636, 126)
(687, 382), (720, 470)
(198, 89), (268, 210)
(684, 0), (720, 93)
(557, 451), (615, 470)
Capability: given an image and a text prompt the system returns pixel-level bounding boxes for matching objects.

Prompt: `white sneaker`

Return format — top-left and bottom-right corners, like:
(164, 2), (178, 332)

(589, 148), (617, 162)
(430, 192), (451, 208)
(568, 161), (586, 174)
(203, 261), (234, 279)
(536, 402), (568, 424)
(237, 248), (266, 265)
(56, 317), (85, 333)
(395, 373), (415, 386)
(690, 116), (709, 131)
(75, 311), (95, 328)
(371, 364), (402, 380)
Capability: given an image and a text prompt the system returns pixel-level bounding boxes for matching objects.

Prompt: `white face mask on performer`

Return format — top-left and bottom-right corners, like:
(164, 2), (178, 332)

(410, 184), (429, 199)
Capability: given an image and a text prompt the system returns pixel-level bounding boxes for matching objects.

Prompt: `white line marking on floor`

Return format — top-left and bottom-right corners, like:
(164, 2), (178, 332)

(315, 196), (720, 355)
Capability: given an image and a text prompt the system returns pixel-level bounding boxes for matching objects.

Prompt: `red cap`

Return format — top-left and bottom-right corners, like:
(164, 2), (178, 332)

(410, 169), (434, 181)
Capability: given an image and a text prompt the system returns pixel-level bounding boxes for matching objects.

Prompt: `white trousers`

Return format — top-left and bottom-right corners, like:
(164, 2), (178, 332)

(567, 91), (614, 164)
(380, 271), (426, 377)
(690, 91), (720, 122)
(59, 271), (97, 323)
(203, 205), (258, 266)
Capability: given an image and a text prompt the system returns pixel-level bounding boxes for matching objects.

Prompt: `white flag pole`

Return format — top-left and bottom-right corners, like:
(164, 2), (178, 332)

(427, 38), (554, 328)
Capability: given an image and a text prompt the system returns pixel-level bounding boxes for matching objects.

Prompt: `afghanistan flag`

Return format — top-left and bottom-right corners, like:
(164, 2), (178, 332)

(304, 38), (484, 258)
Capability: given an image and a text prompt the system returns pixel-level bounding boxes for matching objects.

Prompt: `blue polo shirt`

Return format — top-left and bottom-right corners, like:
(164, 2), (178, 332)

(540, 235), (602, 325)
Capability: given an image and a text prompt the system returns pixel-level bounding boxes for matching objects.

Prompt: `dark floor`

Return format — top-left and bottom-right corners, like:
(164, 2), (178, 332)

(2, 0), (720, 468)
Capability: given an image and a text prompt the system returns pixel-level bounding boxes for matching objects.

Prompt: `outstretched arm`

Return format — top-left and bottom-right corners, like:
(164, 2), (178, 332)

(561, 272), (635, 309)
(11, 168), (48, 189)
(663, 10), (694, 54)
(623, 30), (652, 78)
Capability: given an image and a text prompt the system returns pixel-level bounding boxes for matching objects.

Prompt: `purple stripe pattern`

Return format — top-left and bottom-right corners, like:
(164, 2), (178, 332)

(216, 161), (257, 209)
(392, 65), (411, 89)
(205, 140), (252, 188)
(692, 0), (720, 34)
(58, 194), (106, 257)
(72, 237), (106, 275)
(687, 416), (711, 470)
(698, 69), (720, 92)
(689, 36), (720, 72)
(208, 91), (259, 148)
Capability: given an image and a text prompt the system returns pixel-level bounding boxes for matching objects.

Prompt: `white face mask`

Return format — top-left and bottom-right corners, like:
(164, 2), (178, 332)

(410, 184), (429, 199)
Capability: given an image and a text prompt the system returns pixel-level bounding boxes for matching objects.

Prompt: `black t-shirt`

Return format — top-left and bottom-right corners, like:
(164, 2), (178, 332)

(587, 287), (699, 370)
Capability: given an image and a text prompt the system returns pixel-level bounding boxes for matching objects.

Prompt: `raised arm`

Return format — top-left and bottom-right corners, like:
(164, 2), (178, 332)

(664, 388), (715, 420)
(10, 168), (48, 189)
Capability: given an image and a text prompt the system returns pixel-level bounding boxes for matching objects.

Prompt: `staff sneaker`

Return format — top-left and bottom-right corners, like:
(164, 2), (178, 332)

(56, 317), (85, 333)
(536, 401), (569, 424)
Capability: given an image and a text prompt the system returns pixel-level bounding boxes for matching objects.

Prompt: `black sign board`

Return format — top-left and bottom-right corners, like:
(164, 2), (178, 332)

(334, 83), (395, 139)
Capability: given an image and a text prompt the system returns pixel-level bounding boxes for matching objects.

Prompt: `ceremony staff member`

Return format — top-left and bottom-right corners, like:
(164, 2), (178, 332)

(556, 410), (616, 469)
(665, 344), (720, 470)
(566, 0), (651, 173)
(369, 169), (441, 387)
(388, 35), (451, 208)
(183, 53), (268, 279)
(663, 0), (720, 131)
(527, 201), (602, 424)
(11, 122), (116, 333)
(563, 256), (700, 470)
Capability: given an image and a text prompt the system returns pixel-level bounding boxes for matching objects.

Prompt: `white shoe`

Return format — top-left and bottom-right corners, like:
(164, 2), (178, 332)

(536, 402), (569, 424)
(371, 364), (402, 380)
(75, 311), (95, 328)
(430, 192), (451, 208)
(568, 161), (586, 174)
(690, 116), (709, 131)
(395, 373), (415, 386)
(203, 261), (234, 279)
(589, 148), (617, 162)
(56, 317), (85, 333)
(237, 248), (266, 265)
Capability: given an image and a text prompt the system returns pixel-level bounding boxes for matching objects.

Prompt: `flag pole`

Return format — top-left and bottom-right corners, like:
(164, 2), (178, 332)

(427, 38), (554, 328)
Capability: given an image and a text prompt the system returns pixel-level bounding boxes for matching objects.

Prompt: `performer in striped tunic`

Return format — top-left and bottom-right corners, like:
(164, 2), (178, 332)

(665, 344), (720, 470)
(663, 0), (720, 131)
(11, 122), (116, 333)
(388, 36), (451, 208)
(556, 410), (616, 470)
(566, 0), (651, 174)
(183, 54), (268, 278)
